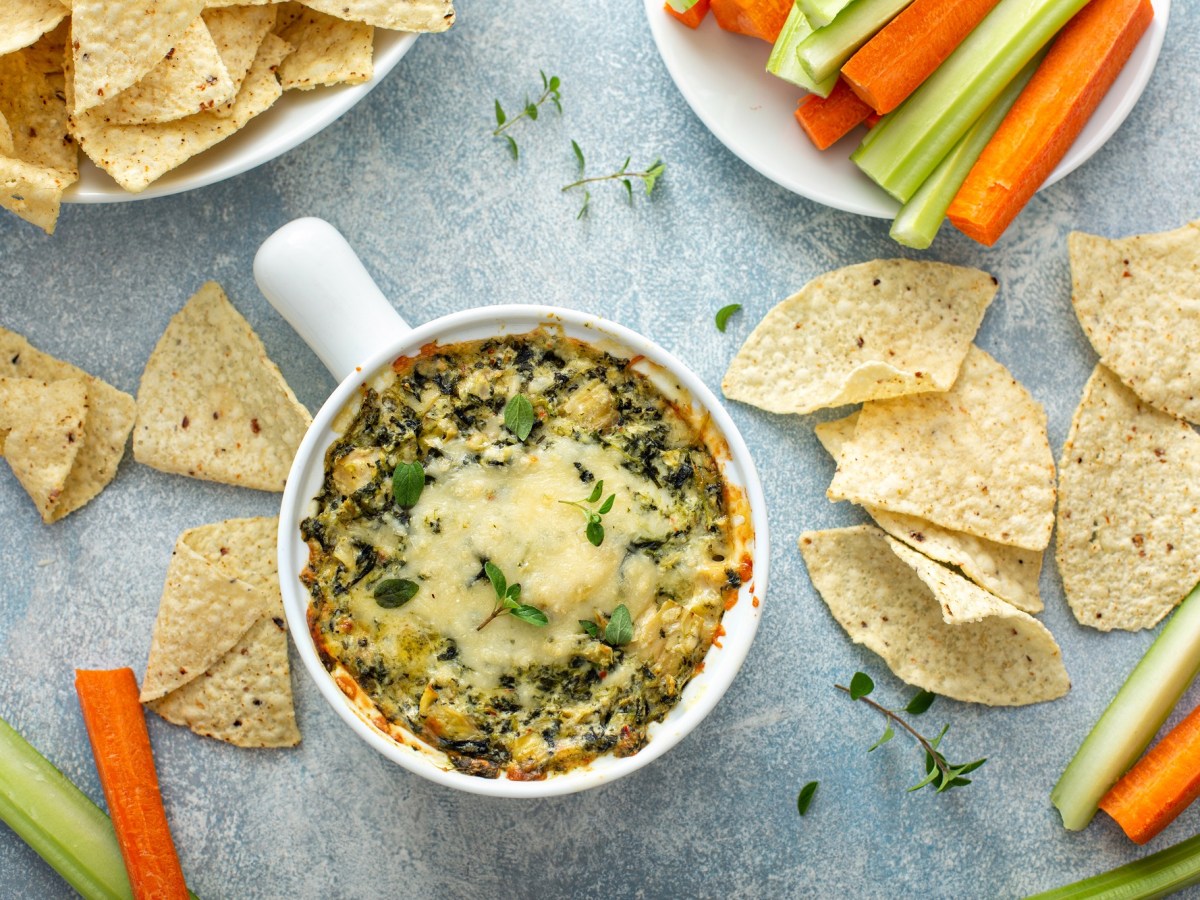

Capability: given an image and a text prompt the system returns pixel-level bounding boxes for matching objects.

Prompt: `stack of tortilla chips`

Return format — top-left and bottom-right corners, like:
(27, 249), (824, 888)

(1057, 221), (1200, 631)
(141, 516), (301, 747)
(1, 0), (455, 232)
(724, 259), (1068, 705)
(0, 327), (136, 522)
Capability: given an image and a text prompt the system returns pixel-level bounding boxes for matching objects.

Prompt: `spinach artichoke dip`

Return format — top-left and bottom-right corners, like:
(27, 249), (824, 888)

(300, 327), (751, 780)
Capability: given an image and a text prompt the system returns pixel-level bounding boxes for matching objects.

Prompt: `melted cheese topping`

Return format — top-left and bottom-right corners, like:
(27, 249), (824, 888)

(301, 328), (746, 779)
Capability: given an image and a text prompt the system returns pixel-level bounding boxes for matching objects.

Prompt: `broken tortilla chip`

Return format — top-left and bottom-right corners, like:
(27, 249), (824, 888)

(0, 0), (68, 57)
(133, 281), (311, 491)
(296, 0), (454, 33)
(202, 4), (278, 116)
(1056, 365), (1200, 632)
(1070, 221), (1200, 425)
(815, 412), (1043, 613)
(799, 525), (1068, 706)
(722, 260), (996, 414)
(0, 327), (136, 521)
(827, 345), (1056, 551)
(277, 6), (373, 90)
(0, 378), (87, 521)
(142, 517), (300, 748)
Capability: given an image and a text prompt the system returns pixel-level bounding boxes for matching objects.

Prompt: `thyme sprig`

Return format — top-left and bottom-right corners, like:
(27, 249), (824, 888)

(837, 673), (985, 794)
(476, 561), (548, 631)
(558, 479), (616, 546)
(493, 70), (562, 160)
(562, 141), (665, 219)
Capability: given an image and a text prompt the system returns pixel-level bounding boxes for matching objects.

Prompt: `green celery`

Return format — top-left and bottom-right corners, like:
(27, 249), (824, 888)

(889, 52), (1041, 249)
(0, 713), (133, 899)
(665, 0), (699, 12)
(795, 0), (913, 86)
(796, 0), (853, 28)
(1051, 584), (1200, 832)
(852, 0), (1089, 202)
(1026, 833), (1200, 899)
(767, 4), (838, 96)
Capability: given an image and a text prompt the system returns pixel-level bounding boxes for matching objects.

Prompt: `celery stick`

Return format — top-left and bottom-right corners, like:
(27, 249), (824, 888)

(665, 0), (699, 12)
(796, 0), (853, 28)
(1051, 584), (1200, 832)
(795, 0), (914, 86)
(0, 713), (133, 899)
(1026, 833), (1200, 900)
(767, 4), (839, 96)
(852, 0), (1089, 202)
(889, 52), (1041, 249)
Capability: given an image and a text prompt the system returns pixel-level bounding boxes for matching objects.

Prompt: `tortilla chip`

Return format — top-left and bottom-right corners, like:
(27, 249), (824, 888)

(181, 515), (279, 596)
(0, 0), (68, 57)
(815, 412), (1043, 613)
(0, 156), (74, 233)
(1070, 221), (1200, 425)
(799, 526), (1068, 706)
(202, 4), (278, 116)
(827, 345), (1056, 551)
(0, 115), (13, 158)
(69, 0), (207, 114)
(296, 0), (454, 33)
(1056, 365), (1200, 631)
(68, 31), (292, 192)
(22, 18), (69, 76)
(148, 614), (301, 748)
(0, 377), (87, 521)
(0, 327), (136, 520)
(277, 7), (373, 90)
(722, 260), (997, 414)
(134, 282), (311, 491)
(95, 16), (235, 125)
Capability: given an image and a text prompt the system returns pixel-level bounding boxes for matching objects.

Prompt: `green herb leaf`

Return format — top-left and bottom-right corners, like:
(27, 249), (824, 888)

(374, 578), (419, 609)
(494, 100), (506, 126)
(715, 303), (742, 332)
(526, 102), (539, 121)
(849, 671), (874, 700)
(484, 560), (506, 600)
(644, 160), (665, 195)
(905, 690), (936, 716)
(797, 781), (818, 816)
(505, 135), (518, 161)
(561, 154), (663, 217)
(587, 481), (604, 504)
(510, 604), (549, 626)
(505, 583), (522, 605)
(572, 139), (585, 173)
(604, 604), (634, 646)
(549, 75), (561, 91)
(580, 619), (600, 638)
(586, 519), (604, 547)
(504, 394), (535, 440)
(492, 72), (562, 155)
(868, 723), (895, 752)
(392, 461), (425, 508)
(598, 494), (615, 515)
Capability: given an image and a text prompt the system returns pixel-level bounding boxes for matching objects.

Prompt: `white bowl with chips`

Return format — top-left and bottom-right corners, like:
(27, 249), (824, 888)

(254, 217), (769, 798)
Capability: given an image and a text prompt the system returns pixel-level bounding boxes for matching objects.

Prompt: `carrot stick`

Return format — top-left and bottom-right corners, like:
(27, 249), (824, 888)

(665, 0), (711, 28)
(1100, 701), (1200, 844)
(75, 668), (189, 900)
(946, 0), (1154, 246)
(710, 0), (792, 42)
(841, 0), (1004, 115)
(795, 78), (875, 150)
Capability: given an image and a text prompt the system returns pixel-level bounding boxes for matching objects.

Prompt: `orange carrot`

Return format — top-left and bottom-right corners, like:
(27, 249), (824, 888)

(665, 0), (711, 28)
(841, 0), (1004, 115)
(947, 0), (1153, 246)
(1100, 701), (1200, 844)
(795, 79), (874, 150)
(710, 0), (791, 42)
(75, 668), (189, 900)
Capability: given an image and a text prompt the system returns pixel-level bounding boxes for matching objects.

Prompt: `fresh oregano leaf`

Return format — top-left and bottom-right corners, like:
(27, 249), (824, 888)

(392, 461), (425, 508)
(715, 303), (742, 332)
(587, 480), (604, 504)
(586, 519), (604, 547)
(580, 619), (600, 638)
(604, 604), (634, 646)
(598, 494), (615, 515)
(868, 723), (895, 752)
(374, 578), (419, 609)
(504, 394), (535, 440)
(797, 781), (818, 816)
(905, 690), (936, 716)
(510, 604), (549, 626)
(484, 560), (506, 600)
(849, 671), (874, 700)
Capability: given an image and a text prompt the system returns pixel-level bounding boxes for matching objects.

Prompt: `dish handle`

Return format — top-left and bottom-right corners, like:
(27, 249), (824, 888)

(254, 217), (412, 383)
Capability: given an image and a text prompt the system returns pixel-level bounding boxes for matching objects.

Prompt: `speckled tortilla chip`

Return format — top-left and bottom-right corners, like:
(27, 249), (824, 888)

(296, 0), (454, 32)
(95, 16), (235, 125)
(827, 345), (1056, 551)
(799, 526), (1068, 706)
(1056, 365), (1200, 632)
(202, 4), (278, 117)
(1070, 221), (1200, 425)
(0, 0), (68, 56)
(722, 260), (996, 414)
(815, 412), (1043, 613)
(0, 327), (136, 520)
(69, 0), (207, 114)
(0, 157), (73, 233)
(277, 6), (373, 90)
(0, 377), (87, 521)
(68, 32), (292, 192)
(133, 282), (310, 491)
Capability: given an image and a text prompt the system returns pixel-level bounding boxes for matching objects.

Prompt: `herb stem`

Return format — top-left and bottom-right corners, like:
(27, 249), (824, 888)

(560, 170), (662, 192)
(493, 85), (558, 138)
(835, 684), (951, 780)
(475, 607), (504, 632)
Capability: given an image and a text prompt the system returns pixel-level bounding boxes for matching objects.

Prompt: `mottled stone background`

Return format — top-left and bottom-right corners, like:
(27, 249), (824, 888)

(1, 2), (1197, 897)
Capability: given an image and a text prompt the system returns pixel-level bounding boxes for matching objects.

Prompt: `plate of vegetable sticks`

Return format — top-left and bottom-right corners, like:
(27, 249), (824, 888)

(645, 0), (1169, 236)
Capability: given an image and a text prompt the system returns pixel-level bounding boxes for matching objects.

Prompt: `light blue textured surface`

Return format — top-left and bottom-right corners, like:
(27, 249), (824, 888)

(1, 2), (1198, 897)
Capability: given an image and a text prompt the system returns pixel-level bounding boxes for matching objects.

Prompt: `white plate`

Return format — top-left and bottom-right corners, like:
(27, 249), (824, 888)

(65, 29), (417, 203)
(645, 0), (1170, 218)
